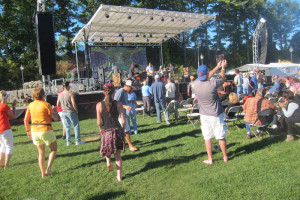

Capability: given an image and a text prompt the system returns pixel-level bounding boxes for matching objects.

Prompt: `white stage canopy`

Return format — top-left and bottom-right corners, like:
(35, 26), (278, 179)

(72, 4), (215, 46)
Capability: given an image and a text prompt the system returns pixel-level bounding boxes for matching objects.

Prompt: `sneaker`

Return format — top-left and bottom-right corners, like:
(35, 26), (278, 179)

(62, 136), (66, 140)
(67, 141), (72, 146)
(285, 135), (295, 142)
(270, 124), (278, 129)
(134, 130), (138, 135)
(75, 141), (85, 145)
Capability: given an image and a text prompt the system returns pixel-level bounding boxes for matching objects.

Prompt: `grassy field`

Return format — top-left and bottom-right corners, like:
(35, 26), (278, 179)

(1, 113), (299, 200)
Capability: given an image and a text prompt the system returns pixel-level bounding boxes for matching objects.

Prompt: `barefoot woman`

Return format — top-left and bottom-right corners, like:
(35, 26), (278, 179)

(96, 83), (125, 182)
(24, 87), (58, 178)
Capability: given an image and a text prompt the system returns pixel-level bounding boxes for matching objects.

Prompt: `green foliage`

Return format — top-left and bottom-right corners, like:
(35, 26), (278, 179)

(0, 114), (299, 199)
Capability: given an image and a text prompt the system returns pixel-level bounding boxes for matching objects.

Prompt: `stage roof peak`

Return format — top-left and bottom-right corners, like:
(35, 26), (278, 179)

(72, 4), (215, 46)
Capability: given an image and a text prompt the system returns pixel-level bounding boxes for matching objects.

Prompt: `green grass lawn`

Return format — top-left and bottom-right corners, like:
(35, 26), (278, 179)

(1, 113), (300, 200)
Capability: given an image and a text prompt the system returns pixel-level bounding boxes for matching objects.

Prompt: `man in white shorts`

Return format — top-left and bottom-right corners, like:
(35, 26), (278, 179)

(193, 60), (228, 164)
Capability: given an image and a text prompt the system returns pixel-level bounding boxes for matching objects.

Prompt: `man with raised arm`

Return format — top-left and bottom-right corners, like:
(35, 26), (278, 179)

(193, 60), (228, 165)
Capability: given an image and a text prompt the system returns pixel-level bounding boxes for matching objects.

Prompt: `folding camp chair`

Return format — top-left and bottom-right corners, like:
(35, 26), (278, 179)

(249, 109), (274, 139)
(165, 100), (179, 121)
(135, 100), (145, 118)
(224, 106), (243, 131)
(186, 103), (200, 128)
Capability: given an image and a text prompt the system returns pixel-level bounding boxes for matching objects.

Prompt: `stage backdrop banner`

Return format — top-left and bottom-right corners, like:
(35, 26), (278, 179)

(91, 47), (147, 82)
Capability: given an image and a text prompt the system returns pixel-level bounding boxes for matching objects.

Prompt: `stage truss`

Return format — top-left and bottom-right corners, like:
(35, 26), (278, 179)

(72, 4), (216, 46)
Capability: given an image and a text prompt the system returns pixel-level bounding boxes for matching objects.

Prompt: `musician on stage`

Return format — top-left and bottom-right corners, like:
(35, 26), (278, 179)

(128, 64), (137, 83)
(146, 62), (154, 85)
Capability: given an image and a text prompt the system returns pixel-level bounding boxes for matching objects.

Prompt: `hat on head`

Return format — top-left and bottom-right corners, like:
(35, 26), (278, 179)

(103, 83), (115, 93)
(125, 80), (132, 87)
(250, 71), (255, 74)
(197, 64), (208, 81)
(155, 74), (160, 79)
(255, 69), (260, 72)
(243, 72), (248, 77)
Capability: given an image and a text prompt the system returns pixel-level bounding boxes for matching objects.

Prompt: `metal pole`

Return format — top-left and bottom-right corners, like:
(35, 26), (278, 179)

(291, 52), (293, 63)
(75, 43), (80, 81)
(197, 47), (199, 67)
(160, 43), (163, 67)
(47, 75), (52, 94)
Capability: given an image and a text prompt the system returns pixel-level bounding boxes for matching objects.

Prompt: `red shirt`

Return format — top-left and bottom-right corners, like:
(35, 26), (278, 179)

(0, 103), (11, 134)
(57, 90), (64, 112)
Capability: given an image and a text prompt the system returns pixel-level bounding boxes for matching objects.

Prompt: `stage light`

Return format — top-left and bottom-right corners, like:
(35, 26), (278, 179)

(119, 34), (122, 37)
(100, 38), (103, 42)
(95, 46), (98, 48)
(161, 17), (164, 22)
(162, 39), (164, 42)
(122, 38), (124, 42)
(105, 13), (109, 18)
(136, 34), (139, 38)
(150, 16), (153, 20)
(104, 46), (107, 49)
(92, 39), (95, 42)
(117, 46), (119, 48)
(171, 18), (174, 22)
(150, 34), (152, 38)
(182, 18), (185, 22)
(143, 35), (146, 38)
(152, 46), (154, 48)
(136, 46), (139, 48)
(128, 15), (131, 19)
(164, 35), (167, 38)
(147, 39), (149, 42)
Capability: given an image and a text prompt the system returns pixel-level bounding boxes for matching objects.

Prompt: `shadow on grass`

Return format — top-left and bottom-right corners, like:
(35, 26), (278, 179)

(140, 129), (199, 147)
(57, 148), (99, 158)
(140, 119), (190, 134)
(122, 144), (184, 161)
(87, 191), (126, 200)
(228, 136), (285, 159)
(124, 152), (205, 179)
(13, 134), (27, 138)
(14, 140), (32, 145)
(63, 160), (104, 172)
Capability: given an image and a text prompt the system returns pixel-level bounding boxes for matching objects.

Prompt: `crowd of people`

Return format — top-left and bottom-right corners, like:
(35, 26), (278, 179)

(1, 61), (299, 182)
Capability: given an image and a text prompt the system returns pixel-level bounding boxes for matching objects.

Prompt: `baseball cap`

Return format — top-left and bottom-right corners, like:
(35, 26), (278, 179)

(197, 64), (208, 81)
(155, 74), (160, 79)
(125, 80), (132, 87)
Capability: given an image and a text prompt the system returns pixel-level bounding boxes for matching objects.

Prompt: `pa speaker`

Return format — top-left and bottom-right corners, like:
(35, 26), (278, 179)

(36, 12), (56, 75)
(259, 28), (272, 64)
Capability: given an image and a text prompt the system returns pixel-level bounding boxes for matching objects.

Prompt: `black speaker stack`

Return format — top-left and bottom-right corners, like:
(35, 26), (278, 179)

(36, 12), (56, 75)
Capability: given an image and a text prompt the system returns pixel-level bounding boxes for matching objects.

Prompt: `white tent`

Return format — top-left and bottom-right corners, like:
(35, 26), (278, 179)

(72, 4), (215, 46)
(226, 62), (300, 77)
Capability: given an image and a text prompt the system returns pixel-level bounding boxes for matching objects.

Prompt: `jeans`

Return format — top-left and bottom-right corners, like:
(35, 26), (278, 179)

(243, 86), (249, 94)
(244, 115), (275, 134)
(62, 112), (81, 143)
(236, 86), (243, 95)
(155, 100), (169, 123)
(126, 109), (138, 134)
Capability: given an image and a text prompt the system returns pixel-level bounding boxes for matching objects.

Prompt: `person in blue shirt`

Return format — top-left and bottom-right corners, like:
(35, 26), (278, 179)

(150, 75), (170, 124)
(114, 80), (138, 151)
(142, 81), (151, 116)
(268, 75), (281, 94)
(126, 89), (138, 134)
(249, 71), (258, 95)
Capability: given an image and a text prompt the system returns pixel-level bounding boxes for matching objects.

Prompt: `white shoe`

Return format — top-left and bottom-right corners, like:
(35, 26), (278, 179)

(75, 141), (85, 145)
(134, 131), (138, 135)
(67, 141), (72, 146)
(271, 124), (278, 129)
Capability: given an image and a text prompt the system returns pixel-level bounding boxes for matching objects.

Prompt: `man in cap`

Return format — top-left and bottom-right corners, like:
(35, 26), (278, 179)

(255, 69), (265, 89)
(114, 79), (138, 151)
(193, 61), (228, 164)
(150, 74), (170, 125)
(249, 71), (258, 95)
